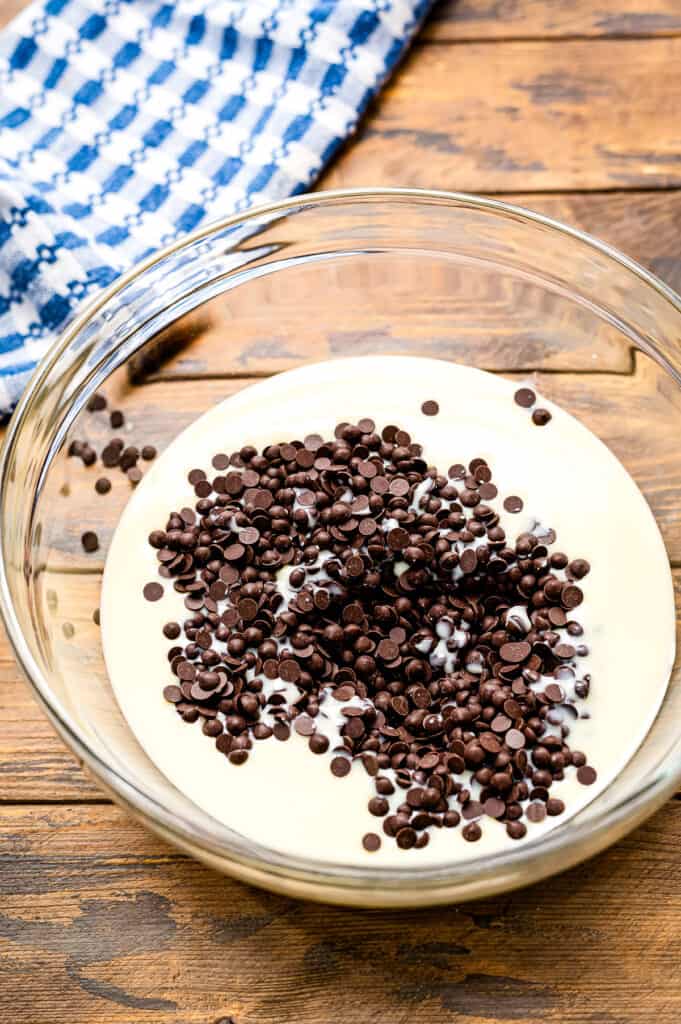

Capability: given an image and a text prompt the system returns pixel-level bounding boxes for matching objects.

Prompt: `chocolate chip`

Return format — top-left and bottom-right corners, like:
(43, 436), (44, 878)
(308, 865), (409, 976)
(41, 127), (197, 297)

(279, 659), (301, 683)
(561, 584), (583, 610)
(421, 400), (439, 416)
(532, 408), (552, 426)
(81, 531), (99, 553)
(362, 832), (381, 852)
(462, 822), (482, 842)
(102, 445), (121, 468)
(526, 802), (546, 823)
(503, 495), (523, 513)
(396, 827), (417, 849)
(87, 392), (107, 412)
(460, 549), (477, 574)
(506, 728), (526, 750)
(143, 582), (163, 602)
(577, 765), (597, 786)
(309, 733), (329, 755)
(331, 757), (351, 778)
(95, 477), (111, 494)
(483, 798), (506, 819)
(388, 528), (409, 551)
(229, 749), (249, 766)
(142, 445), (157, 461)
(294, 715), (315, 737)
(110, 410), (124, 428)
(514, 387), (536, 408)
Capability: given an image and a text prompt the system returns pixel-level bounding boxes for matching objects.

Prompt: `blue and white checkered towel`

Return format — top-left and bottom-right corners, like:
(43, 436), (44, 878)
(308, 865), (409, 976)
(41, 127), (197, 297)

(0, 0), (431, 417)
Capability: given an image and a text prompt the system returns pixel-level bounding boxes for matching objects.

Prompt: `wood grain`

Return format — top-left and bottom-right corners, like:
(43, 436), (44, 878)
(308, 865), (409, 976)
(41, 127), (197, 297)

(321, 37), (681, 193)
(497, 191), (681, 294)
(425, 0), (681, 41)
(0, 641), (100, 802)
(1, 800), (681, 1023)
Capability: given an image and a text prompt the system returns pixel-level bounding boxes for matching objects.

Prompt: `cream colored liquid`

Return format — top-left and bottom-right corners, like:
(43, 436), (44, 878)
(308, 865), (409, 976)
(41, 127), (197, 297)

(101, 357), (675, 866)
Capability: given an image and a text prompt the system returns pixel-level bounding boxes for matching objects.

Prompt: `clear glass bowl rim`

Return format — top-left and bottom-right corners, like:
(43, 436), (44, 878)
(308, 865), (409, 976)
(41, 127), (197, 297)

(3, 186), (681, 902)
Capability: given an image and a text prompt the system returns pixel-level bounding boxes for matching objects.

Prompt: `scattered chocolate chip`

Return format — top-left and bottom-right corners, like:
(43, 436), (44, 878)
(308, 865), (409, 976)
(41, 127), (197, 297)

(81, 531), (99, 553)
(569, 558), (590, 579)
(526, 802), (546, 823)
(142, 445), (157, 461)
(309, 733), (329, 755)
(102, 444), (121, 468)
(577, 765), (597, 786)
(514, 387), (535, 408)
(95, 477), (111, 494)
(462, 822), (482, 842)
(143, 582), (163, 602)
(110, 410), (125, 428)
(503, 495), (523, 514)
(87, 393), (107, 412)
(532, 408), (552, 426)
(506, 821), (527, 839)
(362, 832), (381, 852)
(561, 584), (584, 610)
(421, 400), (439, 416)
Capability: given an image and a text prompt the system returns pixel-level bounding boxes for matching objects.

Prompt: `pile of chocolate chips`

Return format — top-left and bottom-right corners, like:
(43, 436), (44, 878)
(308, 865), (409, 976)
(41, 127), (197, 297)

(148, 411), (597, 853)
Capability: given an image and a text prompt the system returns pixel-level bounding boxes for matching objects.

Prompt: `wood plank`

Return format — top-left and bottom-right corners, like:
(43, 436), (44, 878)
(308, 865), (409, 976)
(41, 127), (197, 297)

(0, 632), (101, 802)
(425, 0), (681, 41)
(1, 800), (681, 1023)
(321, 38), (681, 193)
(498, 191), (681, 295)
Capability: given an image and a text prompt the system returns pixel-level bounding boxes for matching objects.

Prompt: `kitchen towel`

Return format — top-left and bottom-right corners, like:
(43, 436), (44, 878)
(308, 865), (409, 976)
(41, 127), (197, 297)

(0, 0), (432, 415)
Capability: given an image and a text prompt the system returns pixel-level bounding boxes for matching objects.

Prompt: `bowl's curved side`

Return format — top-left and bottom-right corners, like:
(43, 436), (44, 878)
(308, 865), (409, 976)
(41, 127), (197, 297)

(3, 187), (681, 905)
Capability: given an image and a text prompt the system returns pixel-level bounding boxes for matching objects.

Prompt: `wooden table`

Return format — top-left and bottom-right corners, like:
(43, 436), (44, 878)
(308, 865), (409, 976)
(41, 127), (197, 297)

(3, 2), (681, 1021)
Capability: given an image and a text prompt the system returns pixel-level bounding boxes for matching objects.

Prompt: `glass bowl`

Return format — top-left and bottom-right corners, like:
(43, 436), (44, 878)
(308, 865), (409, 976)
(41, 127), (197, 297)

(2, 188), (681, 908)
